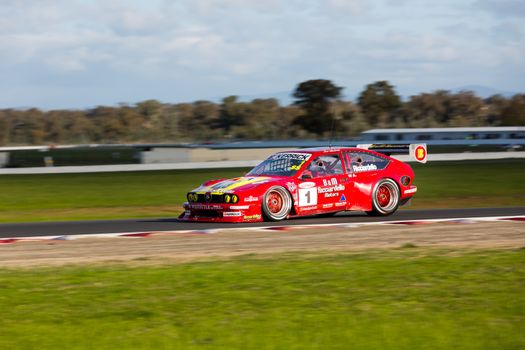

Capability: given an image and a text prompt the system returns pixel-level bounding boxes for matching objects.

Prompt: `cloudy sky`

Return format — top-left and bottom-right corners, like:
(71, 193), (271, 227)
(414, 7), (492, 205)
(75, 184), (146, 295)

(1, 0), (524, 109)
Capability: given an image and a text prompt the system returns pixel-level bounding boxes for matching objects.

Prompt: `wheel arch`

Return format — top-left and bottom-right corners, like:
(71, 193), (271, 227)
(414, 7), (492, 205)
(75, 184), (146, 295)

(261, 185), (294, 221)
(368, 177), (402, 216)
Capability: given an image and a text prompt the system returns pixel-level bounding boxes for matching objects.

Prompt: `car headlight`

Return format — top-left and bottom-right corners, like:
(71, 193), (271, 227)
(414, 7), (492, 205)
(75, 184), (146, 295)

(231, 194), (239, 204)
(224, 194), (231, 203)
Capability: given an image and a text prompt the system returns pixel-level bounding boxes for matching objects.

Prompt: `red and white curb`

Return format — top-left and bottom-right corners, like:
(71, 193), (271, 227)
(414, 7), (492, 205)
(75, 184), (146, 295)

(1, 215), (524, 245)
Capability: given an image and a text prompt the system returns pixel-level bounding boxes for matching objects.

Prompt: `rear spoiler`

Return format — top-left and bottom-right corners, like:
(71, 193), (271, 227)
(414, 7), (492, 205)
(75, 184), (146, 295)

(356, 143), (427, 163)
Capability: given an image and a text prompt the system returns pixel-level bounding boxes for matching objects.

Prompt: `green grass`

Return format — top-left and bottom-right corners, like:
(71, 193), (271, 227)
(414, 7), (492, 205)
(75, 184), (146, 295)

(0, 249), (524, 349)
(0, 168), (246, 222)
(0, 159), (524, 223)
(411, 159), (525, 208)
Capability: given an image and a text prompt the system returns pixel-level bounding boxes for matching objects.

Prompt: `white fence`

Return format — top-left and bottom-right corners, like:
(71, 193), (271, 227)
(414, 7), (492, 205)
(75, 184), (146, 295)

(1, 152), (524, 175)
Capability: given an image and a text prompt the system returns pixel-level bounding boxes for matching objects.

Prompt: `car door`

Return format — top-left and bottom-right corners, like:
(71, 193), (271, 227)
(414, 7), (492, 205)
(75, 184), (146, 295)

(342, 150), (390, 210)
(296, 152), (349, 213)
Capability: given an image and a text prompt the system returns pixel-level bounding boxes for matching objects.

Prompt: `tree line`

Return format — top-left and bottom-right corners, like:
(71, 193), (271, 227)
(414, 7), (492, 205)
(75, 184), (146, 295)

(0, 80), (524, 146)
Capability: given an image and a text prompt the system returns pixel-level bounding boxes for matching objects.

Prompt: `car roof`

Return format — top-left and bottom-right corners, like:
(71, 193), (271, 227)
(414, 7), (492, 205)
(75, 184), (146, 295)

(277, 147), (361, 154)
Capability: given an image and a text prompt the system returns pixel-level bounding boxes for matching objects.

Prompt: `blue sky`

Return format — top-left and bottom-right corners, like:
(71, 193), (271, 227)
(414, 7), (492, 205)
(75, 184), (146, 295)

(1, 0), (524, 109)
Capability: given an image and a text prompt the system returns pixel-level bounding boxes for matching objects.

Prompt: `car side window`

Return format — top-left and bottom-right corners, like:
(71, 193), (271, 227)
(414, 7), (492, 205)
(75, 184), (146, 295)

(304, 154), (343, 178)
(344, 151), (390, 173)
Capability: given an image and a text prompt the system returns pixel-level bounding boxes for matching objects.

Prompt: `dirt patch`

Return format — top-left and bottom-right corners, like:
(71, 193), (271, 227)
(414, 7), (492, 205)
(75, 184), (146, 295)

(0, 221), (524, 267)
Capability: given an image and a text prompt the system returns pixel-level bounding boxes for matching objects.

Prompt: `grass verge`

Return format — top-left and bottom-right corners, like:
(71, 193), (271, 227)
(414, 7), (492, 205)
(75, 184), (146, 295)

(0, 159), (524, 223)
(0, 249), (524, 349)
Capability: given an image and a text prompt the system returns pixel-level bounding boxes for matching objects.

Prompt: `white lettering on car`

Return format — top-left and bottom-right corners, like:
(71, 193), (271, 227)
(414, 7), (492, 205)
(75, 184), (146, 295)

(223, 212), (242, 217)
(352, 164), (378, 172)
(318, 184), (345, 193)
(299, 182), (316, 189)
(324, 192), (339, 198)
(244, 195), (259, 202)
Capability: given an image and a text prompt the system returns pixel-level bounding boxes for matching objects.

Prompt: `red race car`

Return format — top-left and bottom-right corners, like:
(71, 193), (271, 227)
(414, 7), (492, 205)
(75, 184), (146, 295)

(179, 144), (427, 222)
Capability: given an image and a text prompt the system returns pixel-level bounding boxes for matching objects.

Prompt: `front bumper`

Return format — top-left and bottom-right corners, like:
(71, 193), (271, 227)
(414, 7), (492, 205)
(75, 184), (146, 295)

(179, 202), (263, 222)
(403, 185), (417, 196)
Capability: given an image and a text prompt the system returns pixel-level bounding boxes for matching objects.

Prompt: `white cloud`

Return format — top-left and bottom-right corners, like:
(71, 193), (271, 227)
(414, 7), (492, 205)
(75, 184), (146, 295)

(0, 0), (523, 108)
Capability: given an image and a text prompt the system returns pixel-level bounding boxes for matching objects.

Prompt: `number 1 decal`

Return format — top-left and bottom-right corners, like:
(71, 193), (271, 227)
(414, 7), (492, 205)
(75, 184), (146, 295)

(298, 188), (317, 206)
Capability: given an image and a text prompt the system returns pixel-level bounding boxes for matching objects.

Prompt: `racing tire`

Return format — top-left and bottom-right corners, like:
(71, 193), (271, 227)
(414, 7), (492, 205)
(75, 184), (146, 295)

(367, 178), (400, 216)
(262, 186), (292, 221)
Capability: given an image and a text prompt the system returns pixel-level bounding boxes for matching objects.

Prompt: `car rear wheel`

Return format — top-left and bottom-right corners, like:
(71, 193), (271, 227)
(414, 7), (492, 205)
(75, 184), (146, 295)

(262, 186), (292, 221)
(367, 178), (400, 216)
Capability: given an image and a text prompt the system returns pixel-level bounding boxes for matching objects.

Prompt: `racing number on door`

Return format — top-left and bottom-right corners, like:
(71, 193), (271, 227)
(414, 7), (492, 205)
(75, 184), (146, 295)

(298, 188), (317, 206)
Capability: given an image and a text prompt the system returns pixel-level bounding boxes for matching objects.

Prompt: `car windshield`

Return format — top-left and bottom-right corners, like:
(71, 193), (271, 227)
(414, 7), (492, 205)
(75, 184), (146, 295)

(246, 152), (311, 177)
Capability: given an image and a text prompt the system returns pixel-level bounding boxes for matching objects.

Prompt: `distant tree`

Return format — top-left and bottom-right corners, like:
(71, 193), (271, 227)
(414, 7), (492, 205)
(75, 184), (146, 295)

(0, 111), (9, 145)
(175, 103), (196, 140)
(88, 107), (127, 142)
(484, 94), (509, 125)
(277, 105), (304, 138)
(336, 101), (369, 137)
(500, 94), (525, 125)
(136, 99), (162, 118)
(219, 96), (250, 135)
(65, 111), (96, 143)
(23, 108), (46, 144)
(445, 91), (487, 127)
(357, 81), (401, 127)
(292, 79), (343, 135)
(231, 98), (281, 139)
(193, 100), (221, 139)
(153, 104), (180, 142)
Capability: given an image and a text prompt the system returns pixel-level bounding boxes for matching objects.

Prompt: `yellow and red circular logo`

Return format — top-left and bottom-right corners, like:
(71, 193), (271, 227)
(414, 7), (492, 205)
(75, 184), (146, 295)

(415, 145), (426, 162)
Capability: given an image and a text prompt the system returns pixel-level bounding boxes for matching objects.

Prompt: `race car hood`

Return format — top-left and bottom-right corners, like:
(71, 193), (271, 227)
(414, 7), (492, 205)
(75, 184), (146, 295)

(194, 176), (271, 194)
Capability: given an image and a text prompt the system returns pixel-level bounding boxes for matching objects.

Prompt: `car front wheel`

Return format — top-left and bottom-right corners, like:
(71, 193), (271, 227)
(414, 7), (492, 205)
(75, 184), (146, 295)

(262, 186), (292, 221)
(367, 178), (400, 216)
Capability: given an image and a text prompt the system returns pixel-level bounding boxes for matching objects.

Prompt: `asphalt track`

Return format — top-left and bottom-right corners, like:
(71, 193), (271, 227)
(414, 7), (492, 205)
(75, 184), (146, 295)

(1, 207), (524, 239)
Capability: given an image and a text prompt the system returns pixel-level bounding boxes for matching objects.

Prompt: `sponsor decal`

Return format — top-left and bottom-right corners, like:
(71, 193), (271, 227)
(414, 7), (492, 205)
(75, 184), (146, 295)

(318, 184), (345, 193)
(415, 146), (426, 162)
(229, 205), (250, 210)
(184, 210), (191, 215)
(244, 214), (262, 220)
(299, 181), (316, 189)
(244, 195), (259, 203)
(324, 192), (339, 198)
(352, 164), (378, 172)
(340, 194), (347, 202)
(299, 187), (317, 206)
(322, 203), (334, 209)
(271, 152), (311, 161)
(323, 178), (338, 186)
(286, 182), (297, 192)
(300, 205), (317, 211)
(335, 202), (346, 207)
(190, 204), (222, 210)
(223, 212), (242, 217)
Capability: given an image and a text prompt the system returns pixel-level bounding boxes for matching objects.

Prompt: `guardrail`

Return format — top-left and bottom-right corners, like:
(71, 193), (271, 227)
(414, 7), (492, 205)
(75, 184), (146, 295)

(1, 152), (524, 175)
